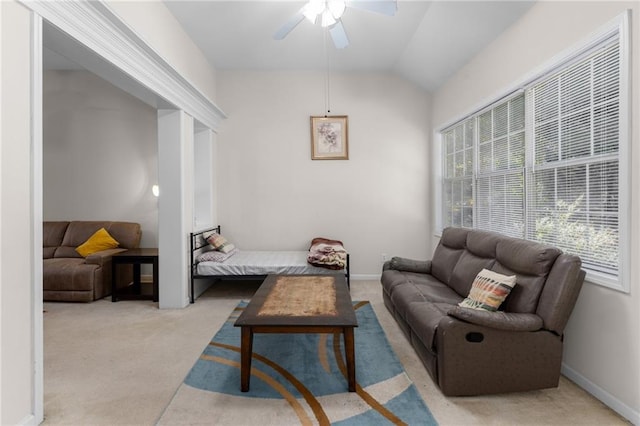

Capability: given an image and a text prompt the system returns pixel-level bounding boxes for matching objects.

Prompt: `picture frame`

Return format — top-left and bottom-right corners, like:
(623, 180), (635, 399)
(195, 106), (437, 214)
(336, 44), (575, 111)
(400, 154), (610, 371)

(310, 115), (349, 160)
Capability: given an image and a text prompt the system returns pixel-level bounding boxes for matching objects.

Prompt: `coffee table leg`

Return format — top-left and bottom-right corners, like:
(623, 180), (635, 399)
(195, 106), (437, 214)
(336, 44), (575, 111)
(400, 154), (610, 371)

(344, 327), (356, 392)
(240, 327), (253, 392)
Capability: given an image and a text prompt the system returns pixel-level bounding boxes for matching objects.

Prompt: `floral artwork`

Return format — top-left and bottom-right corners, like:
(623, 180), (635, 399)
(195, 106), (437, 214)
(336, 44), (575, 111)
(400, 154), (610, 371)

(317, 122), (341, 152)
(310, 116), (349, 160)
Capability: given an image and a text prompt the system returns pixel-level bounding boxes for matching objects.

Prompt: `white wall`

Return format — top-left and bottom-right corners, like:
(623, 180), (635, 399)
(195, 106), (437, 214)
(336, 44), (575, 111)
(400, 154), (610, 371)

(1, 0), (222, 421)
(0, 1), (35, 423)
(106, 0), (217, 102)
(194, 129), (217, 230)
(43, 70), (158, 247)
(431, 2), (640, 422)
(216, 71), (431, 276)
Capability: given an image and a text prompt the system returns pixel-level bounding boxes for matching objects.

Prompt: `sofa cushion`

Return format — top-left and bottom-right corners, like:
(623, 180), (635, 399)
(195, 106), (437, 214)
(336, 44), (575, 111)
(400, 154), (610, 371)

(449, 251), (496, 298)
(43, 258), (100, 292)
(55, 221), (141, 258)
(104, 222), (142, 249)
(466, 229), (502, 258)
(406, 302), (455, 352)
(494, 238), (561, 313)
(431, 227), (469, 284)
(496, 238), (561, 276)
(383, 269), (461, 300)
(43, 221), (70, 259)
(76, 228), (120, 257)
(389, 274), (463, 307)
(494, 265), (548, 314)
(381, 270), (414, 297)
(448, 306), (543, 332)
(458, 268), (516, 311)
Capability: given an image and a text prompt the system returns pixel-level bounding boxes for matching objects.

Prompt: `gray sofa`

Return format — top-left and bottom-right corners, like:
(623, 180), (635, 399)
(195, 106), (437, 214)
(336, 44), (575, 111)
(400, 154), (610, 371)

(381, 227), (585, 396)
(43, 221), (141, 302)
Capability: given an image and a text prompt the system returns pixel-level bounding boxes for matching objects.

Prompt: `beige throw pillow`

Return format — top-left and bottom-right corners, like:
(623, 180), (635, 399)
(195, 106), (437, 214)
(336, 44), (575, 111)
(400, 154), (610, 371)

(458, 268), (516, 312)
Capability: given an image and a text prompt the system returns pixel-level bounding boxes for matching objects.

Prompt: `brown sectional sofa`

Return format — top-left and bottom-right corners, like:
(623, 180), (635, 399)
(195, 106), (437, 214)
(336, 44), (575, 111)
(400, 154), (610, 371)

(43, 221), (142, 302)
(381, 227), (585, 396)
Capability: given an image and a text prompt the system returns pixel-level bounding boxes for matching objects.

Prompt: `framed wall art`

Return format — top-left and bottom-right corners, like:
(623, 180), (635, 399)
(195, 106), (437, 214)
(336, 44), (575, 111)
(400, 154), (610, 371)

(310, 115), (349, 160)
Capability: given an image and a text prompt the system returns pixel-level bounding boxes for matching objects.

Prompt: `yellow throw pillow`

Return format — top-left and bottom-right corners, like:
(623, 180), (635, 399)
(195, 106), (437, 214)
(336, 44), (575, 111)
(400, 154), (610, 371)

(76, 228), (120, 257)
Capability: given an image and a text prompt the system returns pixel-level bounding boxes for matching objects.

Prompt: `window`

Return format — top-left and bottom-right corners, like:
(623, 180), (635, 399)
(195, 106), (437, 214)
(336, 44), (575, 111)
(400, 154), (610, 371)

(476, 94), (525, 237)
(442, 118), (474, 229)
(527, 39), (621, 277)
(439, 17), (628, 291)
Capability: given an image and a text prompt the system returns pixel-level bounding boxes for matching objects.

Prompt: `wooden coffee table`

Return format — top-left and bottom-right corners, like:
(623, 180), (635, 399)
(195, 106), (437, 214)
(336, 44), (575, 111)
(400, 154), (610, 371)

(234, 274), (357, 392)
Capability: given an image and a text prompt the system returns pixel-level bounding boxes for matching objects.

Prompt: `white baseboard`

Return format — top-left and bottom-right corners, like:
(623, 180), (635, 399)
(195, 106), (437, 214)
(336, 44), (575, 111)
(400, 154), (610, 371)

(18, 414), (36, 426)
(155, 274), (380, 284)
(562, 363), (639, 425)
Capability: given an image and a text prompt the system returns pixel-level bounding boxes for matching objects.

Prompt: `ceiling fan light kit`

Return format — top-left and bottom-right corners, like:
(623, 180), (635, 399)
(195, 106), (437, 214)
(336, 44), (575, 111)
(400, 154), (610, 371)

(303, 0), (346, 26)
(321, 9), (337, 28)
(274, 0), (397, 49)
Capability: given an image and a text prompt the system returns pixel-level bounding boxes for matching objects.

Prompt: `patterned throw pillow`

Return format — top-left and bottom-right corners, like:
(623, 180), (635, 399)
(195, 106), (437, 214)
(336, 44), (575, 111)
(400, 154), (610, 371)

(458, 268), (516, 312)
(197, 248), (238, 263)
(203, 231), (236, 254)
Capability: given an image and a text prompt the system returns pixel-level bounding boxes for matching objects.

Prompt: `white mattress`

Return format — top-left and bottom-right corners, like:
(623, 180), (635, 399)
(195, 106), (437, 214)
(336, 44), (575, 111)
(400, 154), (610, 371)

(196, 250), (344, 276)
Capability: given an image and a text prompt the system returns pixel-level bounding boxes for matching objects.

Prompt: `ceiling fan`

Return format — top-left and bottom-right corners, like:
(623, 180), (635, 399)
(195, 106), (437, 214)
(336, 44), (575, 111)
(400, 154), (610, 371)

(274, 0), (397, 49)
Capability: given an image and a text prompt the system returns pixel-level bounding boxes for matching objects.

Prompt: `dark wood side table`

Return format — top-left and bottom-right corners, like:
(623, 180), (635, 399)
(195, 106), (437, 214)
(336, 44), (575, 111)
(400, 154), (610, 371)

(111, 248), (158, 302)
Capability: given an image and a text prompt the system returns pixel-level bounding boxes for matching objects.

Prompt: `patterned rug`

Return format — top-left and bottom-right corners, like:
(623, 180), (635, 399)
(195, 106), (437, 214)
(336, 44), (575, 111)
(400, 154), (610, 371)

(158, 301), (437, 425)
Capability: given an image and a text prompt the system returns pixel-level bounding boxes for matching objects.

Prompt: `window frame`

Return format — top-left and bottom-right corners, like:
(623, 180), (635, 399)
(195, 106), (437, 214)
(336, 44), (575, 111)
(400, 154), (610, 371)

(434, 11), (630, 292)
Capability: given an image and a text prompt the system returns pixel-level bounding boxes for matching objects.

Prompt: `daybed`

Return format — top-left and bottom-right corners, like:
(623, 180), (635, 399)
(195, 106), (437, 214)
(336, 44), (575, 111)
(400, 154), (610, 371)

(43, 221), (142, 302)
(189, 226), (350, 303)
(381, 227), (585, 396)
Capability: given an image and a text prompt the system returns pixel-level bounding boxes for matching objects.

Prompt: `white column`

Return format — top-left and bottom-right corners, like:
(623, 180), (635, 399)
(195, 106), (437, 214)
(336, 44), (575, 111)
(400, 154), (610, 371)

(193, 128), (217, 229)
(157, 109), (194, 309)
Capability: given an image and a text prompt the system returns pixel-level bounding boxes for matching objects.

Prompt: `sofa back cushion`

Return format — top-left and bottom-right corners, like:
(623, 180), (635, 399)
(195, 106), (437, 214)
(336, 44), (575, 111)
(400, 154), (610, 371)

(431, 227), (469, 285)
(493, 237), (561, 313)
(104, 222), (142, 249)
(43, 221), (70, 259)
(448, 230), (500, 297)
(55, 221), (142, 258)
(449, 252), (496, 297)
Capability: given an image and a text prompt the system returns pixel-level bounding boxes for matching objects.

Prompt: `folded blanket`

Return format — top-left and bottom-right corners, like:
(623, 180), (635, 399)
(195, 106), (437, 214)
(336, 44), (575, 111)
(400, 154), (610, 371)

(307, 237), (347, 270)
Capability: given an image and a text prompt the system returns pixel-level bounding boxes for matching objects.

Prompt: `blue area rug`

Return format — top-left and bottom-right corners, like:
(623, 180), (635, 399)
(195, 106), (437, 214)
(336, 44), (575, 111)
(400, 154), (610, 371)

(158, 301), (437, 425)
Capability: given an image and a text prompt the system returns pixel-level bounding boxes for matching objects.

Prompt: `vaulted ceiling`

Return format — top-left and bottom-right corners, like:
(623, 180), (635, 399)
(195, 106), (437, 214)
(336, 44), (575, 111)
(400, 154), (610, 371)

(163, 1), (535, 92)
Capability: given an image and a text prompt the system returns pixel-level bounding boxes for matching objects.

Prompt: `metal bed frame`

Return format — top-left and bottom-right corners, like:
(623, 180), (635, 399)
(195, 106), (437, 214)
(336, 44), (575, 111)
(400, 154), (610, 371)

(189, 226), (351, 303)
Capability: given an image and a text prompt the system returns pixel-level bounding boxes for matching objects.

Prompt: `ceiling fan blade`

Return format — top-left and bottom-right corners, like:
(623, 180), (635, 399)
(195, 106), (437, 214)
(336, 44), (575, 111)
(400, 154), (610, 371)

(273, 8), (306, 40)
(329, 20), (349, 49)
(345, 0), (397, 16)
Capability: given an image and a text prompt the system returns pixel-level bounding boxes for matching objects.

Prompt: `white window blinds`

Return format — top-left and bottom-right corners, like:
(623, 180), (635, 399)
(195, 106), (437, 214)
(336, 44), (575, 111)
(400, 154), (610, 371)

(476, 94), (525, 237)
(440, 28), (625, 284)
(526, 38), (620, 276)
(442, 118), (474, 228)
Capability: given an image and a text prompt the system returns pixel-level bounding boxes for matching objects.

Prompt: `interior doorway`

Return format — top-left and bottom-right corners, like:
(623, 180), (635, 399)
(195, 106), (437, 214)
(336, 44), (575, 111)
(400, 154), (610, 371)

(30, 4), (224, 421)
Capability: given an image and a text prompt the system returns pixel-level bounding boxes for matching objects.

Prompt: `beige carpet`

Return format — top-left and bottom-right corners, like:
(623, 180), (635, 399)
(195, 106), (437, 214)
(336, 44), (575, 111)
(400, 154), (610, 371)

(43, 280), (628, 425)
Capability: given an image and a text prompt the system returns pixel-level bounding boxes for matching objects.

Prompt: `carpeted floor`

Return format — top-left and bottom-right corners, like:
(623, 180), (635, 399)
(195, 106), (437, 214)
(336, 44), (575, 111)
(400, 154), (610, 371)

(158, 300), (436, 425)
(43, 280), (628, 425)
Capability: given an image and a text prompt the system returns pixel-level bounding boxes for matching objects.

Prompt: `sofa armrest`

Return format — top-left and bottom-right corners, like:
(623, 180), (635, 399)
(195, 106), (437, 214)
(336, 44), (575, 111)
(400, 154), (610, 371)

(385, 256), (432, 274)
(85, 248), (127, 266)
(447, 306), (543, 332)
